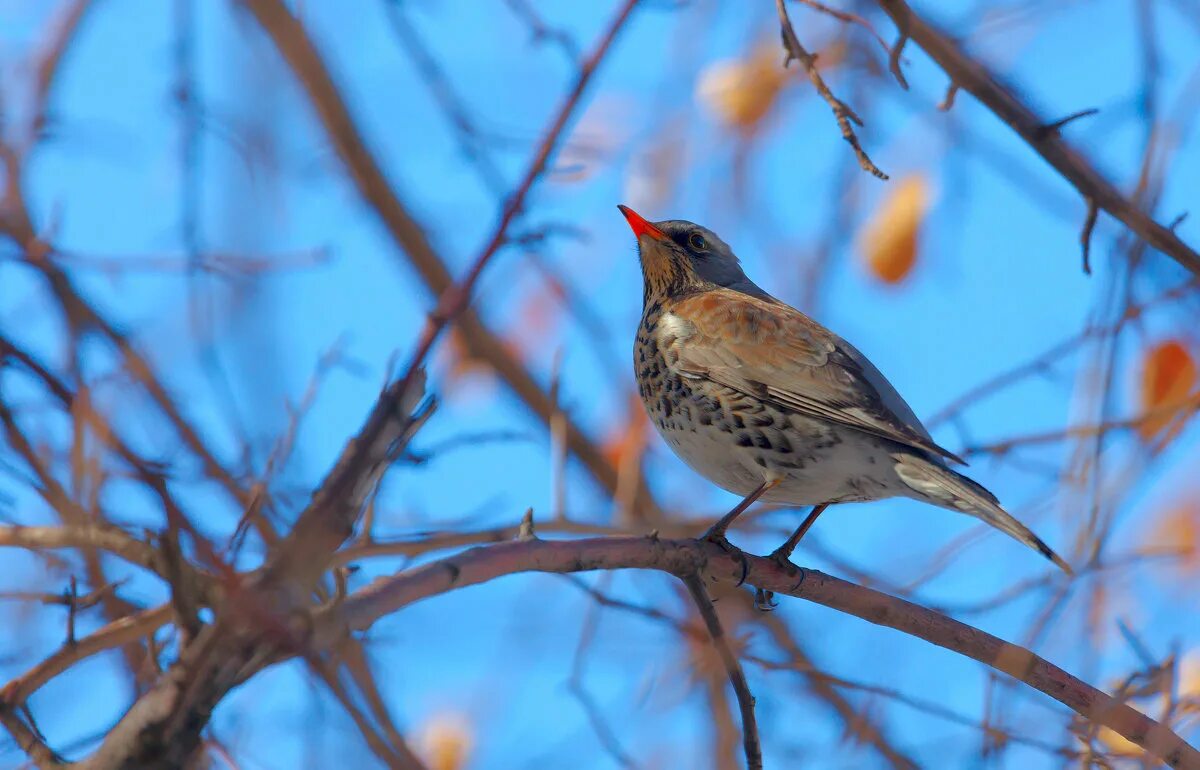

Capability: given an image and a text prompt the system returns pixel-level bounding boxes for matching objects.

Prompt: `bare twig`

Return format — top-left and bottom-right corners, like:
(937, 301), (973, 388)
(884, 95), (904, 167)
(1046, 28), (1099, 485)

(791, 0), (892, 55)
(241, 0), (661, 518)
(889, 32), (910, 89)
(28, 0), (95, 145)
(0, 525), (159, 575)
(262, 371), (434, 588)
(1, 604), (173, 708)
(873, 0), (1200, 275)
(682, 575), (762, 770)
(1081, 197), (1100, 274)
(776, 0), (888, 179)
(1039, 107), (1101, 136)
(567, 578), (639, 768)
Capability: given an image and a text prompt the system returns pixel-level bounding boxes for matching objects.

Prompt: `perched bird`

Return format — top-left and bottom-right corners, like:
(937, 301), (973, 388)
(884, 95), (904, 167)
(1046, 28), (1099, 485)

(618, 204), (1071, 573)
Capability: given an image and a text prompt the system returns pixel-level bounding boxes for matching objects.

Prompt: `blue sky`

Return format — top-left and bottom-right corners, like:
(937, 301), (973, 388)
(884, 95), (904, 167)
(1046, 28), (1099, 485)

(2, 1), (1198, 767)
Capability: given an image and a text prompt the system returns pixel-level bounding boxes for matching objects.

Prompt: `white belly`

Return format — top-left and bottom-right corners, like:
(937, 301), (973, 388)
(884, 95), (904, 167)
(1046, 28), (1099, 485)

(654, 411), (901, 506)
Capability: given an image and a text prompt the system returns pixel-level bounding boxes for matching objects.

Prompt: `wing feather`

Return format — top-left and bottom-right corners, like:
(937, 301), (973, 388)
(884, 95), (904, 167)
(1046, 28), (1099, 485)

(666, 289), (964, 465)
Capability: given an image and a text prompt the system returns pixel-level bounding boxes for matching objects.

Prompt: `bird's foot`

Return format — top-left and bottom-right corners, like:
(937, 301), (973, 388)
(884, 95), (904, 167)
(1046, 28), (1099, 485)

(701, 529), (749, 587)
(767, 546), (806, 591)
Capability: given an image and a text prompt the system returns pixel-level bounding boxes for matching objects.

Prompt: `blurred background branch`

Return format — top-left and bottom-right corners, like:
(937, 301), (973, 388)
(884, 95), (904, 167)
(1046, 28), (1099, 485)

(1, 0), (1199, 768)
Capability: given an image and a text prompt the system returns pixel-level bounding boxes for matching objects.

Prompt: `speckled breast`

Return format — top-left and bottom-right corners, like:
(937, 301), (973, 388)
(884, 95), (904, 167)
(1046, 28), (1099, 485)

(633, 303), (896, 505)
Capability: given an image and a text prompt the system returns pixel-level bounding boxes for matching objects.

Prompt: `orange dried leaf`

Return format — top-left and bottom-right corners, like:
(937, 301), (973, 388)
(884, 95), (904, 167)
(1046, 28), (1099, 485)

(1145, 501), (1199, 576)
(1137, 340), (1197, 440)
(697, 42), (789, 132)
(857, 175), (931, 285)
(416, 712), (473, 770)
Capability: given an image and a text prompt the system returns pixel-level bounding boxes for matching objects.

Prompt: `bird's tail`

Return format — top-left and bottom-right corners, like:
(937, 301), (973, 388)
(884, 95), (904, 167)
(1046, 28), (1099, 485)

(892, 453), (1073, 575)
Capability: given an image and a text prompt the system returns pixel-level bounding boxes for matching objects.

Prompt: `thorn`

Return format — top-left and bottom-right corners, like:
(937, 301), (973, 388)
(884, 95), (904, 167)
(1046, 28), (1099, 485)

(1169, 212), (1188, 231)
(889, 32), (910, 90)
(1080, 197), (1099, 275)
(332, 566), (350, 602)
(517, 507), (538, 541)
(938, 82), (960, 111)
(65, 575), (77, 646)
(1037, 107), (1099, 138)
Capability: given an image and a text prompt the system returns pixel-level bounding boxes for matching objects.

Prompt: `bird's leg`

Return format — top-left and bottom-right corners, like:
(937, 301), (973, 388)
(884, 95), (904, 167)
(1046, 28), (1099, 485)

(768, 503), (828, 569)
(702, 479), (780, 548)
(750, 503), (828, 609)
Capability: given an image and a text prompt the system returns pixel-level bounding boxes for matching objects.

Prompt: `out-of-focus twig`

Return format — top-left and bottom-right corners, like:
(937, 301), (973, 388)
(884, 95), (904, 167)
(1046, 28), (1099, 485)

(682, 575), (762, 770)
(874, 0), (1200, 275)
(241, 0), (662, 519)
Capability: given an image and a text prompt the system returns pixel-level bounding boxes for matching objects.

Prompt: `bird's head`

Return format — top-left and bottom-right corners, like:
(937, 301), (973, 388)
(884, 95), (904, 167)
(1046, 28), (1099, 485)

(617, 205), (767, 304)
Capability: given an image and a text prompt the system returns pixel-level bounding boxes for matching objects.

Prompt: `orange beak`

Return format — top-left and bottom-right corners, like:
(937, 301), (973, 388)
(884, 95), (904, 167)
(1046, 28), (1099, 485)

(617, 204), (666, 241)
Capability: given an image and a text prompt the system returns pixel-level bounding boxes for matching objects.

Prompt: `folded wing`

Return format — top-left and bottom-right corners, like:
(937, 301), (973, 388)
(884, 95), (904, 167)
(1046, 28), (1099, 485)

(667, 289), (965, 465)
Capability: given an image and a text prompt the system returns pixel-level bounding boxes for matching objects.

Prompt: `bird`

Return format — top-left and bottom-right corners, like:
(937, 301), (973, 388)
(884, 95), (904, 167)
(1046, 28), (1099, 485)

(617, 204), (1072, 574)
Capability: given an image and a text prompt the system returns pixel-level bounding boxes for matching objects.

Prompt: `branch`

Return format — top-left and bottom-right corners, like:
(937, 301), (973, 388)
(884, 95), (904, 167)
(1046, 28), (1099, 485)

(1, 604), (173, 708)
(240, 0), (661, 517)
(0, 706), (60, 769)
(755, 612), (920, 768)
(321, 537), (1200, 770)
(776, 0), (888, 179)
(873, 0), (1200, 276)
(28, 0), (95, 147)
(0, 525), (158, 575)
(261, 370), (433, 588)
(682, 575), (762, 770)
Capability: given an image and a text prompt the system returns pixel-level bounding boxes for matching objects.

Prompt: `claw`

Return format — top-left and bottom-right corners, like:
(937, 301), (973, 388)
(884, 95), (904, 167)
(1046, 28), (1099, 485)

(703, 531), (750, 587)
(767, 548), (806, 591)
(754, 586), (778, 611)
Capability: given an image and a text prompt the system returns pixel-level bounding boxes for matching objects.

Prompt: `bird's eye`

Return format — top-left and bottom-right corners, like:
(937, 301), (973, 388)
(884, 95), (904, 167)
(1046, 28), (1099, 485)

(688, 232), (707, 250)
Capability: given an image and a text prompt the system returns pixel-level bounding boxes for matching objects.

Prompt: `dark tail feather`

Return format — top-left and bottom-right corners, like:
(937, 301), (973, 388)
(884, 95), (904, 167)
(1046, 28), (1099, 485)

(893, 454), (1074, 575)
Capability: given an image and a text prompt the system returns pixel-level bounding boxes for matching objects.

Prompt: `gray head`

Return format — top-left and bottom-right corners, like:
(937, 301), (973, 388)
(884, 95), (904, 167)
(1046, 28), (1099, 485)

(617, 205), (770, 300)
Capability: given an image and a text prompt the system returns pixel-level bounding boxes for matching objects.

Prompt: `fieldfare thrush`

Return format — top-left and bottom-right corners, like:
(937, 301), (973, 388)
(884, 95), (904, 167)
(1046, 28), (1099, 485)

(618, 205), (1071, 573)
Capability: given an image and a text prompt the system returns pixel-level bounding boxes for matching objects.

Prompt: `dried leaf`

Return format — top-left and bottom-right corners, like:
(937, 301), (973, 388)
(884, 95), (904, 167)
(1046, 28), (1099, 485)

(1145, 500), (1199, 577)
(416, 712), (473, 770)
(857, 175), (931, 285)
(696, 42), (789, 133)
(1137, 339), (1198, 441)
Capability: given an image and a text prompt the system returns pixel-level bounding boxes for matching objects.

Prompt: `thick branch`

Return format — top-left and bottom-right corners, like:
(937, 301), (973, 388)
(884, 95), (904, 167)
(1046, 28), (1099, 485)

(0, 525), (158, 575)
(323, 537), (1200, 769)
(261, 371), (433, 588)
(874, 0), (1200, 276)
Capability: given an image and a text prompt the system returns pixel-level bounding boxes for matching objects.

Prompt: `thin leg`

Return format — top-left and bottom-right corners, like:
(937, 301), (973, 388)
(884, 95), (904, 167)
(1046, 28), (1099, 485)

(702, 479), (780, 545)
(769, 503), (829, 565)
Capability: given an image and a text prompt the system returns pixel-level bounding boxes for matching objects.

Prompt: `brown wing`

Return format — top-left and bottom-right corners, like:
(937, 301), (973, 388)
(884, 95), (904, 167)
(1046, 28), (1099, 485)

(665, 289), (965, 465)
